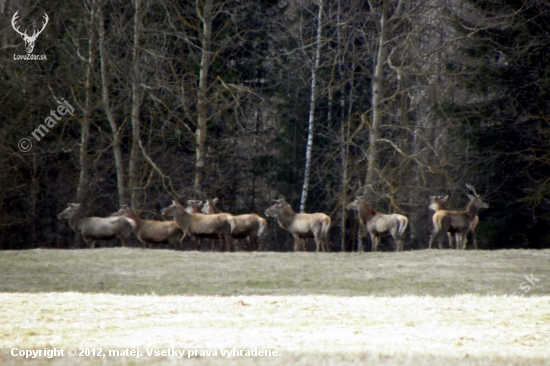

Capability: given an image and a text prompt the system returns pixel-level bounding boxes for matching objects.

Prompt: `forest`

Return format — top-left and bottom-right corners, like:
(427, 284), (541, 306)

(1, 0), (549, 251)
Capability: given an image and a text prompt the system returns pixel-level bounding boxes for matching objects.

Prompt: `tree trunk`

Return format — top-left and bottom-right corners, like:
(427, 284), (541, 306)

(299, 0), (323, 213)
(98, 0), (126, 206)
(194, 0), (213, 196)
(76, 0), (95, 204)
(365, 0), (388, 191)
(128, 0), (142, 209)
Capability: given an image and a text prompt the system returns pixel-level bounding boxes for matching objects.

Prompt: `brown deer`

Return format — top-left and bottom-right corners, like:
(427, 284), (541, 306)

(346, 197), (408, 252)
(429, 195), (480, 249)
(161, 200), (236, 251)
(203, 198), (267, 251)
(58, 203), (136, 248)
(110, 205), (184, 249)
(264, 199), (330, 252)
(429, 184), (488, 250)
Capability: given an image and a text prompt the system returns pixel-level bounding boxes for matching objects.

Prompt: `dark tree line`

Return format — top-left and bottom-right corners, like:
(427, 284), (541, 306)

(1, 0), (549, 250)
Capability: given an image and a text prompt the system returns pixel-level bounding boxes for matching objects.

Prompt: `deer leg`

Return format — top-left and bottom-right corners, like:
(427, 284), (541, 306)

(224, 234), (237, 252)
(137, 236), (147, 248)
(446, 232), (452, 249)
(461, 231), (468, 250)
(84, 237), (95, 249)
(258, 235), (266, 251)
(249, 235), (258, 251)
(370, 233), (377, 252)
(194, 236), (202, 251)
(293, 236), (300, 252)
(429, 230), (442, 249)
(472, 230), (478, 250)
(314, 235), (320, 253)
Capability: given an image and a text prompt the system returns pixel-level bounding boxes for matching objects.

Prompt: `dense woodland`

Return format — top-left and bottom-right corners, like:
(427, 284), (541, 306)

(1, 0), (549, 251)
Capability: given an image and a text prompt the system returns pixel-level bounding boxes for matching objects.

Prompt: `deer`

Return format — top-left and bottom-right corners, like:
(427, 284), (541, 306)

(161, 200), (237, 251)
(203, 198), (267, 251)
(429, 184), (489, 250)
(429, 195), (480, 250)
(58, 203), (136, 248)
(346, 197), (408, 252)
(185, 199), (222, 251)
(110, 205), (184, 250)
(264, 199), (330, 252)
(12, 11), (49, 54)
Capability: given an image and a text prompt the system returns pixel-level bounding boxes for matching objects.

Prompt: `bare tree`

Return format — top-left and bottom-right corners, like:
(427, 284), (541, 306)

(98, 0), (126, 205)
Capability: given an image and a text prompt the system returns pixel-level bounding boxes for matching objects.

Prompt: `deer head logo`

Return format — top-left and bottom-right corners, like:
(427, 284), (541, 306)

(11, 11), (49, 54)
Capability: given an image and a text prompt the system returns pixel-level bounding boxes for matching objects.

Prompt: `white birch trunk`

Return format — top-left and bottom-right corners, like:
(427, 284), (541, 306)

(128, 0), (142, 209)
(300, 0), (323, 213)
(194, 0), (213, 196)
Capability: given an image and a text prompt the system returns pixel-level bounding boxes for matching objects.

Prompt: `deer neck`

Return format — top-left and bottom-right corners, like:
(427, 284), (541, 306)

(465, 200), (480, 220)
(69, 212), (85, 232)
(207, 203), (218, 214)
(127, 212), (142, 228)
(277, 207), (296, 230)
(177, 207), (193, 225)
(359, 202), (377, 223)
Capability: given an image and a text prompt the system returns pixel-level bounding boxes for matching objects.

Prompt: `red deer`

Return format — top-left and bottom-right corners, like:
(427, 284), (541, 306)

(58, 203), (135, 248)
(346, 197), (408, 252)
(203, 198), (267, 251)
(264, 199), (330, 252)
(429, 184), (488, 250)
(186, 199), (222, 251)
(161, 200), (236, 251)
(429, 195), (480, 250)
(111, 205), (184, 249)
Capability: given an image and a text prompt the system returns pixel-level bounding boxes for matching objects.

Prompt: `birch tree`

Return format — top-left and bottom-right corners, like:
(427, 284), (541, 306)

(128, 0), (143, 209)
(299, 0), (324, 213)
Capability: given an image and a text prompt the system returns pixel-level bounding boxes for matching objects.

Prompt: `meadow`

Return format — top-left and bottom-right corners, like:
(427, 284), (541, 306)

(1, 248), (549, 365)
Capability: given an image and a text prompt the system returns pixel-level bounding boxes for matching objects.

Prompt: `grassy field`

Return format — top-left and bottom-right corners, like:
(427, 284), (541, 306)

(1, 248), (549, 365)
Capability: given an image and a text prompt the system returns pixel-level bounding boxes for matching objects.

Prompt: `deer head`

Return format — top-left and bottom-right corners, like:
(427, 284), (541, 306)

(12, 11), (49, 54)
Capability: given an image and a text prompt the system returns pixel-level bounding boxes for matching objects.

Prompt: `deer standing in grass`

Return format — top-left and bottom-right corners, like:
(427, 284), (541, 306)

(58, 203), (135, 248)
(264, 199), (330, 252)
(429, 195), (480, 250)
(203, 198), (267, 251)
(429, 184), (488, 250)
(161, 200), (236, 251)
(346, 197), (408, 252)
(111, 205), (183, 249)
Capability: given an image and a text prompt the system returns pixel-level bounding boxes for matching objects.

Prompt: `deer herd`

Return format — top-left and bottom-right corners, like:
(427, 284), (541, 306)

(57, 184), (489, 252)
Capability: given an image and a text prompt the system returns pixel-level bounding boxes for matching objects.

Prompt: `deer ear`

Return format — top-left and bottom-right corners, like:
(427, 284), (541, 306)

(213, 198), (219, 204)
(442, 195), (449, 202)
(467, 194), (476, 201)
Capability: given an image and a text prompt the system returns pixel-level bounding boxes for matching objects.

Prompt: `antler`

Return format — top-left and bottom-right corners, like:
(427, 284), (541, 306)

(29, 13), (49, 40)
(465, 183), (479, 197)
(11, 12), (48, 40)
(11, 11), (27, 37)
